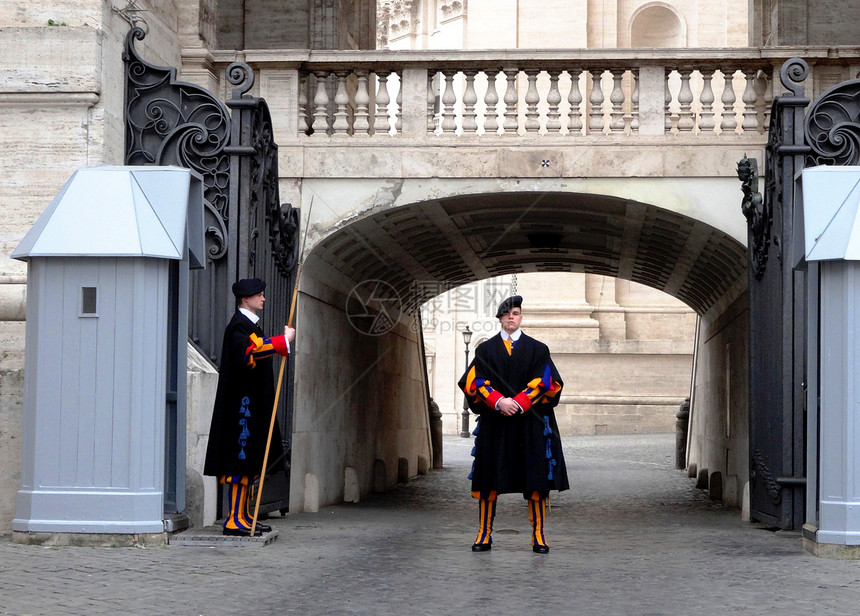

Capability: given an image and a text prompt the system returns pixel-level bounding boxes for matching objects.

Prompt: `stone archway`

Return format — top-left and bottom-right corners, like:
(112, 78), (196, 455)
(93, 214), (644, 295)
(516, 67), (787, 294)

(287, 188), (748, 512)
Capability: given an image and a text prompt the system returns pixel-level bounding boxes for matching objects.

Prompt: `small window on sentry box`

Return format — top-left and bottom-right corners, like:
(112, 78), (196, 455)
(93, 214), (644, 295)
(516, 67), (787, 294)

(81, 286), (98, 316)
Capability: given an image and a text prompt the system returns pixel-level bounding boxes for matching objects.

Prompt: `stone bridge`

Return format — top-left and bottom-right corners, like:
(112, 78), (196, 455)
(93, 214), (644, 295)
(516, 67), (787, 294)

(192, 47), (806, 512)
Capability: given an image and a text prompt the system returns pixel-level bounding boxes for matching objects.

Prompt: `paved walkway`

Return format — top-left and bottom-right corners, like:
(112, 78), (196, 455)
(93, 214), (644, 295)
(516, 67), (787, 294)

(2, 434), (859, 615)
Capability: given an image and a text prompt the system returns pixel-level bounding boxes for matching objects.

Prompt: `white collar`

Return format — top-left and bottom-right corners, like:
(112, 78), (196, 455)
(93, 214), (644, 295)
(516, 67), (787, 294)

(239, 307), (260, 325)
(500, 328), (522, 342)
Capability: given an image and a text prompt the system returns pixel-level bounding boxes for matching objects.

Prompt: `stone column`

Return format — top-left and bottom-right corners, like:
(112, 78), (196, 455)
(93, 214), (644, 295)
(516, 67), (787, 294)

(401, 69), (431, 139)
(637, 65), (666, 136)
(585, 274), (625, 340)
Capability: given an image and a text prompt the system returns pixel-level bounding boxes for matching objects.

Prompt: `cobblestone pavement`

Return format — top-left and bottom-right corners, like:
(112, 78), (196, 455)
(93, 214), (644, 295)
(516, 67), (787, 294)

(2, 434), (860, 615)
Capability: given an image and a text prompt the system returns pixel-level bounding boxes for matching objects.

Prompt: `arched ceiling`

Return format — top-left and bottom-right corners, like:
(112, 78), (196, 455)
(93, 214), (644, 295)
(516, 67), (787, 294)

(307, 192), (747, 316)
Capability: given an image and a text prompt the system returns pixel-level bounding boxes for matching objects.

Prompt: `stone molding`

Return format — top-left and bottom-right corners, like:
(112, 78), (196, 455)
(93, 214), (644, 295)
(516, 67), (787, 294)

(0, 92), (100, 106)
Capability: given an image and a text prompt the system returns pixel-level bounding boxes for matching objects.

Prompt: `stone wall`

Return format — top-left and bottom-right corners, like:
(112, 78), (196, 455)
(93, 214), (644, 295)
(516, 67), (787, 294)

(290, 258), (433, 511)
(218, 0), (376, 50)
(385, 0), (749, 50)
(686, 292), (749, 510)
(753, 0), (860, 46)
(0, 0), (187, 532)
(185, 344), (219, 529)
(0, 324), (25, 530)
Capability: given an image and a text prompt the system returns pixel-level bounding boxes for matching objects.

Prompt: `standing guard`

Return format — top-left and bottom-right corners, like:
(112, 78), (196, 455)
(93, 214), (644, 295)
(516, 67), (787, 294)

(204, 278), (295, 536)
(459, 295), (569, 553)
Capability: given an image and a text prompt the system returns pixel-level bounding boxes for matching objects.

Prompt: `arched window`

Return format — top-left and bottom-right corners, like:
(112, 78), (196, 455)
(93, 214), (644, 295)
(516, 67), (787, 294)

(630, 4), (685, 47)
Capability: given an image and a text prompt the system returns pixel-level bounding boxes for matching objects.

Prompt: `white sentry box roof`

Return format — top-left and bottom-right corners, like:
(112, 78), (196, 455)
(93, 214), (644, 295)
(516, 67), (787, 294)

(801, 166), (860, 262)
(12, 165), (205, 266)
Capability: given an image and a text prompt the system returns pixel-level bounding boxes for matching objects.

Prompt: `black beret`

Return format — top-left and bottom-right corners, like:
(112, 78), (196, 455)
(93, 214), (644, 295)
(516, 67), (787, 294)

(495, 295), (523, 318)
(232, 278), (266, 298)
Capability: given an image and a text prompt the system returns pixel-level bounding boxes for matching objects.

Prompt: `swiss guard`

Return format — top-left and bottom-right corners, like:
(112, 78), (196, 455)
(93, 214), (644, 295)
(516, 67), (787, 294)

(204, 278), (295, 536)
(458, 295), (569, 553)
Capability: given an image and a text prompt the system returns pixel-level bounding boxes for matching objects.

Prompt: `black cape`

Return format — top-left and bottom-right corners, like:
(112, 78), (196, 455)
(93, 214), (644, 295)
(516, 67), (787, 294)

(204, 311), (284, 478)
(458, 333), (569, 495)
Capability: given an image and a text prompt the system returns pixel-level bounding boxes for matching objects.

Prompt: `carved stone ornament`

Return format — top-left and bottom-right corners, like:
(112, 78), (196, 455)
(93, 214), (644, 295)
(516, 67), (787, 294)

(378, 0), (416, 41)
(440, 0), (463, 20)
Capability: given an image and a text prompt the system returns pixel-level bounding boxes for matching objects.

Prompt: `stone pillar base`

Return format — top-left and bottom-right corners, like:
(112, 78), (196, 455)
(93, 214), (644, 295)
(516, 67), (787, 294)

(802, 524), (860, 559)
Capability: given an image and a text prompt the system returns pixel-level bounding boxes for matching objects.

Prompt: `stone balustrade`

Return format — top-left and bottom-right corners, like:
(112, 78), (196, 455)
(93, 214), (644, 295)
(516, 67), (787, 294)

(209, 48), (858, 142)
(300, 64), (767, 137)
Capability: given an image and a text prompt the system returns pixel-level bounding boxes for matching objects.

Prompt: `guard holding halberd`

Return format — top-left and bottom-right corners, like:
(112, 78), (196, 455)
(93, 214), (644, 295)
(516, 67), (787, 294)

(204, 278), (295, 536)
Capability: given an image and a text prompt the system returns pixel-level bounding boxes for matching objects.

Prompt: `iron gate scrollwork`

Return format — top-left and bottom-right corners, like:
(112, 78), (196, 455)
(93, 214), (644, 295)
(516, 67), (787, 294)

(124, 28), (299, 515)
(124, 26), (234, 360)
(804, 74), (860, 167)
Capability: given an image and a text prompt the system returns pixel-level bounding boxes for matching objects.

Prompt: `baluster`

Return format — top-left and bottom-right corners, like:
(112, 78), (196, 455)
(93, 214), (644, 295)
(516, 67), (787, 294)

(741, 69), (759, 133)
(760, 70), (773, 131)
(354, 70), (371, 135)
(396, 77), (402, 134)
(503, 68), (519, 134)
(375, 71), (391, 136)
(524, 70), (540, 133)
(629, 69), (639, 133)
(609, 69), (625, 133)
(665, 70), (674, 133)
(462, 70), (478, 134)
(483, 69), (500, 135)
(720, 68), (738, 133)
(567, 68), (583, 134)
(588, 69), (605, 134)
(332, 71), (350, 135)
(298, 72), (310, 134)
(311, 71), (331, 136)
(428, 71), (438, 133)
(676, 69), (694, 132)
(441, 70), (457, 133)
(546, 70), (562, 133)
(698, 68), (716, 133)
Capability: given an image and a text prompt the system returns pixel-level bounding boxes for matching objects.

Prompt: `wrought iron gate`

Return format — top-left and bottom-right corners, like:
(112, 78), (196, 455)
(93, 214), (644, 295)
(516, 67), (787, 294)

(742, 59), (810, 529)
(744, 59), (860, 529)
(123, 27), (299, 516)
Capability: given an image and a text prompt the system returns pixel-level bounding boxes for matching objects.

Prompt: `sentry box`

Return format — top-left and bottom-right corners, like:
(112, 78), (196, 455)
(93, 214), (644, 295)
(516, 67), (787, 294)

(795, 165), (860, 554)
(10, 166), (204, 538)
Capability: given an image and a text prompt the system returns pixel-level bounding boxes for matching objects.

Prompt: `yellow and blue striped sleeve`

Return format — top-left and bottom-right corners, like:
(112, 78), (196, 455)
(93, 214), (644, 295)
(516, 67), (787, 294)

(512, 364), (561, 411)
(463, 364), (504, 409)
(244, 333), (289, 368)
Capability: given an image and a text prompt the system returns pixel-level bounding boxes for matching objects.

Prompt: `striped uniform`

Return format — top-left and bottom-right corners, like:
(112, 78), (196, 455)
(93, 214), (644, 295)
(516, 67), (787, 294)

(459, 331), (567, 551)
